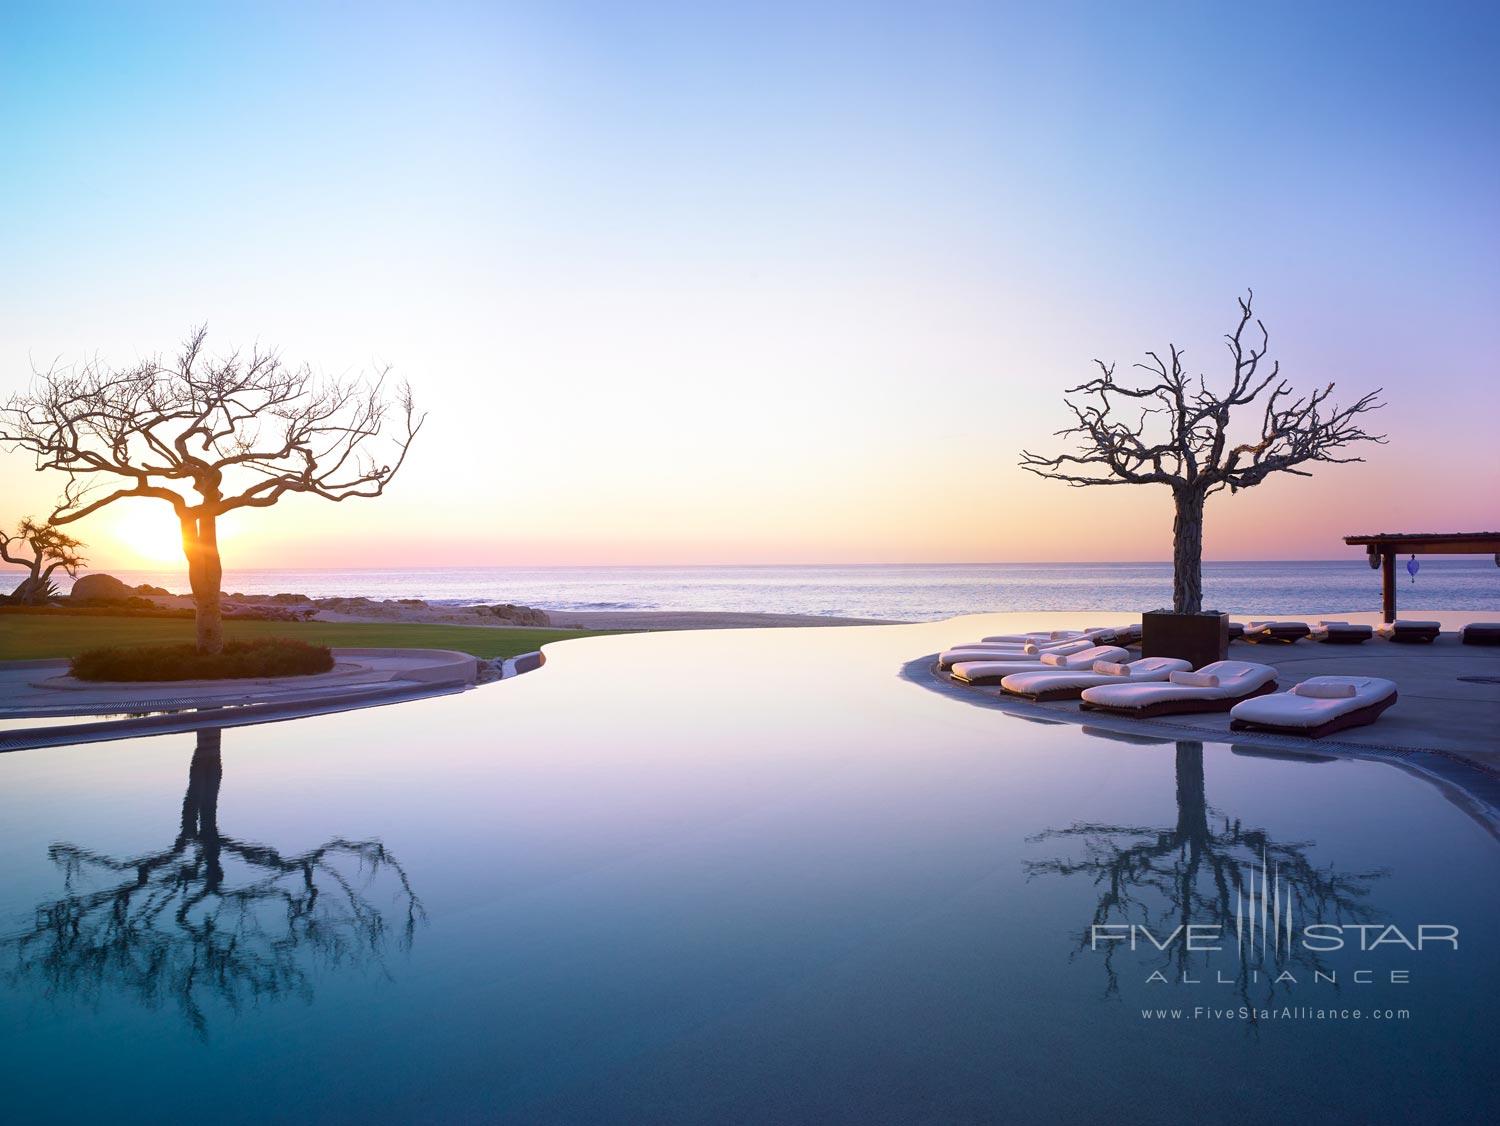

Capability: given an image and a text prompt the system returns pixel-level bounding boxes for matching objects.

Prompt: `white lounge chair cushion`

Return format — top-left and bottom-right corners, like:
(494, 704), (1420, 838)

(1081, 660), (1277, 708)
(954, 645), (1127, 682)
(1294, 680), (1356, 699)
(1170, 671), (1220, 688)
(940, 637), (1092, 665)
(1231, 676), (1396, 728)
(948, 637), (1089, 655)
(1000, 657), (1191, 696)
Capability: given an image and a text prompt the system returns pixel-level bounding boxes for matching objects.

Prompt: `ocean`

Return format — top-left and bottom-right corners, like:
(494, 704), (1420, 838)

(78, 560), (1500, 621)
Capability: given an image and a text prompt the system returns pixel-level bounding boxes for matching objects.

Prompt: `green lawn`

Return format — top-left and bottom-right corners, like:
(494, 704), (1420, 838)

(0, 614), (615, 662)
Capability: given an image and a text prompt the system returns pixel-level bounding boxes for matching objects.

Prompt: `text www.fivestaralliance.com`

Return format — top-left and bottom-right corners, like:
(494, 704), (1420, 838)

(1141, 1007), (1411, 1021)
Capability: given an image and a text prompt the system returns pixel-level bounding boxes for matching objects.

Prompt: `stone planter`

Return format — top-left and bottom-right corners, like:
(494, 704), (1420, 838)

(1141, 610), (1228, 669)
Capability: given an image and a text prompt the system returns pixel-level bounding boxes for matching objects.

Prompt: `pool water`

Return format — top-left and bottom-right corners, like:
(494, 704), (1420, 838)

(2, 618), (1496, 1124)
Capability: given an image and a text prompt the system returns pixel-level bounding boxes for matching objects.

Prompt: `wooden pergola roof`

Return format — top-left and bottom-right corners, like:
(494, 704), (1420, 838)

(1344, 531), (1500, 554)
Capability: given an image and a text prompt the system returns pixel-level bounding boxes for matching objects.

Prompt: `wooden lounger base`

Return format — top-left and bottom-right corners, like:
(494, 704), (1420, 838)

(954, 672), (1032, 686)
(1079, 680), (1277, 719)
(1229, 692), (1398, 740)
(1004, 685), (1089, 702)
(1388, 633), (1438, 644)
(1317, 634), (1372, 645)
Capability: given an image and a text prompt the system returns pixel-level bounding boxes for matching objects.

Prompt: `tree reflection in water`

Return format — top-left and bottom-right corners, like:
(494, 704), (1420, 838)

(2, 728), (424, 1037)
(1025, 738), (1387, 1014)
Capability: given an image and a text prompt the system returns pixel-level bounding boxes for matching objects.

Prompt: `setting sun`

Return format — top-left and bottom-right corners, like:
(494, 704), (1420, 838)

(87, 502), (191, 571)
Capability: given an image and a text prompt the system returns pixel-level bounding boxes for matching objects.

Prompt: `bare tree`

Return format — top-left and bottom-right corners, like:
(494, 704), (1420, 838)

(1020, 293), (1385, 613)
(1, 327), (423, 652)
(0, 516), (85, 604)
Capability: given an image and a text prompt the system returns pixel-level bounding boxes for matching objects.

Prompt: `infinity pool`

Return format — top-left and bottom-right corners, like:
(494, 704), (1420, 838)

(2, 619), (1496, 1123)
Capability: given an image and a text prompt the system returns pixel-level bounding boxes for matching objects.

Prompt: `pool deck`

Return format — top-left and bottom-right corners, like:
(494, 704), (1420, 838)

(915, 610), (1500, 834)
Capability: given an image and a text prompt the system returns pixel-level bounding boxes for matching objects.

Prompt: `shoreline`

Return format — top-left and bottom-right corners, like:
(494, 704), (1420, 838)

(76, 586), (905, 631)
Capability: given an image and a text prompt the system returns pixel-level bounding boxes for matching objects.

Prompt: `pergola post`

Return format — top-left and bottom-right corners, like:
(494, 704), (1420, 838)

(1381, 550), (1396, 624)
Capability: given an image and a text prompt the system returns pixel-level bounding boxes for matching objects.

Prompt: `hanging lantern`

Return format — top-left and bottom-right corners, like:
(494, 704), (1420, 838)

(1407, 555), (1419, 584)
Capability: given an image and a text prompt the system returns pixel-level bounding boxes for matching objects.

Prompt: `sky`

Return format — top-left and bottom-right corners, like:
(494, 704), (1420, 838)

(1, 0), (1497, 571)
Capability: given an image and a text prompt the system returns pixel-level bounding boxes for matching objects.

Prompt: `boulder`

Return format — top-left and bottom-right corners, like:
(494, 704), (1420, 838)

(481, 603), (550, 627)
(134, 584), (171, 596)
(70, 573), (134, 602)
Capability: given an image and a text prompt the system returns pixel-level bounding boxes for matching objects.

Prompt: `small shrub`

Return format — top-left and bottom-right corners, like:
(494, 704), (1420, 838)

(70, 638), (335, 682)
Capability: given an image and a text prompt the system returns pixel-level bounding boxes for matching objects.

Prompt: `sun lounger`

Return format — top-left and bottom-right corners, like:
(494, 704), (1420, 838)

(1226, 622), (1246, 641)
(1461, 622), (1500, 647)
(952, 636), (1092, 654)
(1229, 676), (1398, 738)
(978, 627), (1118, 644)
(1098, 623), (1143, 646)
(999, 656), (1192, 702)
(1079, 660), (1278, 717)
(937, 637), (1093, 670)
(1311, 620), (1373, 645)
(951, 645), (1129, 686)
(1243, 621), (1311, 644)
(1380, 619), (1440, 644)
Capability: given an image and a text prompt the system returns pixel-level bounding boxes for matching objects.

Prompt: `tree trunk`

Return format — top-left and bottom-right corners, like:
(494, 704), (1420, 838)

(1171, 489), (1206, 614)
(181, 512), (224, 655)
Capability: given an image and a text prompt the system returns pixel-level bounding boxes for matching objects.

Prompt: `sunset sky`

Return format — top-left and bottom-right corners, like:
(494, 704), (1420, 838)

(2, 2), (1497, 572)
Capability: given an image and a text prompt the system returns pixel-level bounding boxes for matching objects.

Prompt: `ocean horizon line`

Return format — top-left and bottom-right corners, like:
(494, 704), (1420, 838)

(92, 558), (1416, 574)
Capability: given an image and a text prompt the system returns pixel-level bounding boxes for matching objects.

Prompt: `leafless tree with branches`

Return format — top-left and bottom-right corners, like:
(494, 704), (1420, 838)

(1, 516), (85, 604)
(1020, 293), (1386, 613)
(1, 327), (424, 651)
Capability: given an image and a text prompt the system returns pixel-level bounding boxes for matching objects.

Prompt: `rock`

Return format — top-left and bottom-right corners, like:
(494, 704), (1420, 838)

(134, 584), (171, 596)
(481, 603), (550, 626)
(314, 596), (375, 610)
(70, 573), (134, 602)
(396, 598), (427, 607)
(220, 604), (310, 621)
(269, 592), (313, 603)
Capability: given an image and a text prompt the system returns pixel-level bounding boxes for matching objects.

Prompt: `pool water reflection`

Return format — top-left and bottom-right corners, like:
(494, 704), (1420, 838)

(1, 617), (1496, 1124)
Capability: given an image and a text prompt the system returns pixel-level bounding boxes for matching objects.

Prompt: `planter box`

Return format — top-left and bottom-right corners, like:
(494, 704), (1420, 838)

(1141, 610), (1228, 669)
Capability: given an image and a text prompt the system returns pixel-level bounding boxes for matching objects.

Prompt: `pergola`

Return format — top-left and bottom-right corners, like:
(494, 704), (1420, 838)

(1343, 531), (1500, 622)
